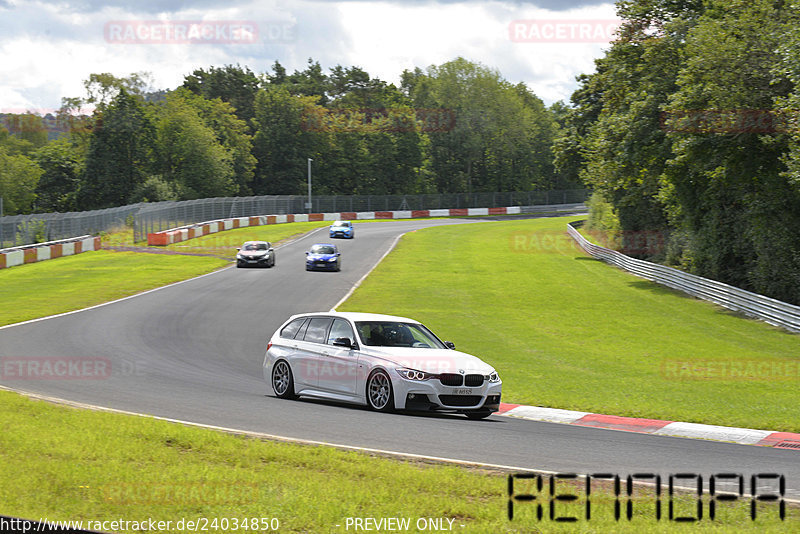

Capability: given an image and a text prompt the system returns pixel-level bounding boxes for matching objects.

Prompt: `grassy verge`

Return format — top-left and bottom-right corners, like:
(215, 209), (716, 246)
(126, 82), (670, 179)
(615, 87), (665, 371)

(339, 216), (800, 432)
(163, 221), (331, 257)
(0, 391), (793, 533)
(0, 251), (228, 327)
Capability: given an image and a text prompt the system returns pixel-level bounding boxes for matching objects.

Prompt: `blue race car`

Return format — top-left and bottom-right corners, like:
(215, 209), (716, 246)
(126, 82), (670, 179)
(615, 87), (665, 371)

(329, 220), (354, 239)
(305, 243), (341, 271)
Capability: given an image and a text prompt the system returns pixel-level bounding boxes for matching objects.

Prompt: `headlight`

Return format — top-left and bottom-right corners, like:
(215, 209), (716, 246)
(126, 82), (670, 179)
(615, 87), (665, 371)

(396, 368), (436, 381)
(487, 372), (500, 383)
(328, 257), (337, 261)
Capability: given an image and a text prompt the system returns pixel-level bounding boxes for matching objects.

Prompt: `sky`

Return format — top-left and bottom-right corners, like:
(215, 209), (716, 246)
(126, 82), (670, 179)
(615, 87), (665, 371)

(0, 0), (619, 114)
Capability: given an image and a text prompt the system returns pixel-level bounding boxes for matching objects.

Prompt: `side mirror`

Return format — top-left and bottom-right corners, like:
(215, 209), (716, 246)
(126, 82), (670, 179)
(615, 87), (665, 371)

(444, 341), (456, 350)
(333, 337), (355, 349)
(305, 251), (309, 255)
(336, 253), (341, 256)
(236, 247), (241, 251)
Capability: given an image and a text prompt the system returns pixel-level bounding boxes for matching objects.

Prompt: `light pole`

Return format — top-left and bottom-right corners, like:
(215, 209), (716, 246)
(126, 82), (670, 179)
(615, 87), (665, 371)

(307, 158), (313, 214)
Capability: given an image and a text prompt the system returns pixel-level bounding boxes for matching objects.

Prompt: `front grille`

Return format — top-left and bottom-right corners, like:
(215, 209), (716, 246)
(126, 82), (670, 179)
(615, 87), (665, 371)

(438, 395), (482, 407)
(464, 374), (484, 387)
(438, 373), (463, 386)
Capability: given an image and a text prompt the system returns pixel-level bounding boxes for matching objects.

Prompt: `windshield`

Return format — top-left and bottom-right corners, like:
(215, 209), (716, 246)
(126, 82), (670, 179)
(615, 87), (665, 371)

(332, 221), (349, 227)
(310, 245), (335, 254)
(354, 321), (446, 349)
(242, 243), (267, 251)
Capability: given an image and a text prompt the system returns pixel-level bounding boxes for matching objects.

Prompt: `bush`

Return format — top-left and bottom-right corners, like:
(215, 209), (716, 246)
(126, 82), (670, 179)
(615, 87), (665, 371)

(129, 175), (178, 203)
(584, 192), (621, 249)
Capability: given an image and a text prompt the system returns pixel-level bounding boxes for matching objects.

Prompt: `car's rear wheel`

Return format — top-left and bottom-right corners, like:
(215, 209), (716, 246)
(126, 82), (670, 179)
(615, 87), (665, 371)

(366, 369), (394, 412)
(465, 410), (492, 420)
(272, 360), (296, 399)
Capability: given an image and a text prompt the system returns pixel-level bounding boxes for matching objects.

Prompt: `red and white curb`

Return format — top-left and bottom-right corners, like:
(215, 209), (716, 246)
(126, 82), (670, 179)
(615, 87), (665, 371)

(146, 207), (522, 246)
(496, 403), (800, 449)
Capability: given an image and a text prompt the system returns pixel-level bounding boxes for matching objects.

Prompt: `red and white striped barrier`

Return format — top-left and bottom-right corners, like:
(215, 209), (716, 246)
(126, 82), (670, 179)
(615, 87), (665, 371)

(147, 207), (522, 246)
(496, 404), (800, 448)
(0, 236), (102, 270)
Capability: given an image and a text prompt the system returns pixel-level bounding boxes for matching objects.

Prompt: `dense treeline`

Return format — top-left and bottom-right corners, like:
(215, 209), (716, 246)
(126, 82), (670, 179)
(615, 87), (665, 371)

(0, 58), (578, 217)
(557, 0), (800, 304)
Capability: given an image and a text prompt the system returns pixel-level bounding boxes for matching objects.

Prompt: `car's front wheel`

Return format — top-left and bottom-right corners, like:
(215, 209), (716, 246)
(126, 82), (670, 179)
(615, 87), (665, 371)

(272, 360), (296, 399)
(366, 369), (394, 412)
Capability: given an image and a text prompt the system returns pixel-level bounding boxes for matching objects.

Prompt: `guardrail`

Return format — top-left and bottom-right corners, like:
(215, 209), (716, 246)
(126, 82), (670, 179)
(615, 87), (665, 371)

(0, 235), (101, 270)
(567, 221), (800, 333)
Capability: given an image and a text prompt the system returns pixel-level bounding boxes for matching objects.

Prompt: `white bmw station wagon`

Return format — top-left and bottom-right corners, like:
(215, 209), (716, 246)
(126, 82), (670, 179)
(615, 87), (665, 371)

(263, 312), (502, 419)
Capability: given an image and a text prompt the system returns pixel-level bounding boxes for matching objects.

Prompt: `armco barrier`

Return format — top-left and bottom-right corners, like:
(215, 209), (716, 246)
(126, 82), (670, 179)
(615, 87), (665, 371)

(0, 235), (101, 270)
(567, 221), (800, 333)
(146, 207), (529, 246)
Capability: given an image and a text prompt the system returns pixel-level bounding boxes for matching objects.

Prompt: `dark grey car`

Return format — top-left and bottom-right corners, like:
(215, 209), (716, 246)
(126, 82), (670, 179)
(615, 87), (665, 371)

(236, 241), (275, 268)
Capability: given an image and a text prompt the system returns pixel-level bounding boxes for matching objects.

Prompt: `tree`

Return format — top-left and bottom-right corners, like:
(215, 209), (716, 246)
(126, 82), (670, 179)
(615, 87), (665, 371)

(661, 0), (798, 298)
(170, 88), (255, 195)
(406, 57), (559, 194)
(77, 89), (155, 209)
(2, 114), (49, 149)
(0, 146), (42, 215)
(251, 86), (328, 194)
(83, 72), (152, 110)
(327, 65), (405, 109)
(182, 65), (260, 131)
(153, 92), (236, 199)
(576, 10), (685, 247)
(563, 0), (800, 303)
(284, 58), (330, 104)
(32, 139), (82, 212)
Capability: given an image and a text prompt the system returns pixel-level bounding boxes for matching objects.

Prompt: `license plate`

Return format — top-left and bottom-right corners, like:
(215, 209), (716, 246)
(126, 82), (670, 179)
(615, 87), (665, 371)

(453, 388), (472, 395)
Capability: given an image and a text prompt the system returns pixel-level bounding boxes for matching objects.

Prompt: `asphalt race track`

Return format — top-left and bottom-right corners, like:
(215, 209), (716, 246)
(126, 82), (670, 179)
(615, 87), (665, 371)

(1, 218), (798, 501)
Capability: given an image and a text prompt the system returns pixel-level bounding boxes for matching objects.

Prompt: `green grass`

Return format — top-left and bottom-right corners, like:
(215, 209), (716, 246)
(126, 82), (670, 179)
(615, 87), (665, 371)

(0, 391), (793, 533)
(0, 251), (228, 327)
(339, 216), (800, 432)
